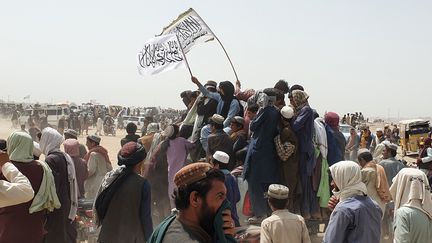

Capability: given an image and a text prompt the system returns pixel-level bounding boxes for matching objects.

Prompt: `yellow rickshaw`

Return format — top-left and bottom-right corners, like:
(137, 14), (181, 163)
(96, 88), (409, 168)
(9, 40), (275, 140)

(399, 119), (430, 156)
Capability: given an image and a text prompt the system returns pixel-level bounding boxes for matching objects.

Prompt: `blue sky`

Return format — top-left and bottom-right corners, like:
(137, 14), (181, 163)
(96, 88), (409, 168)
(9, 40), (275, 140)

(1, 0), (431, 118)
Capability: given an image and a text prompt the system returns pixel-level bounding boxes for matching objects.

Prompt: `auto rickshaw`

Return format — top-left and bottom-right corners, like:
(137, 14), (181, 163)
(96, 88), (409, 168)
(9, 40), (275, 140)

(399, 119), (430, 156)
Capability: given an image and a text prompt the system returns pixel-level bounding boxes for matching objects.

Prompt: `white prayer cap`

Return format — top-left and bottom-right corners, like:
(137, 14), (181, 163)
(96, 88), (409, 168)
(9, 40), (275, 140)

(280, 106), (294, 119)
(213, 151), (229, 164)
(382, 140), (398, 151)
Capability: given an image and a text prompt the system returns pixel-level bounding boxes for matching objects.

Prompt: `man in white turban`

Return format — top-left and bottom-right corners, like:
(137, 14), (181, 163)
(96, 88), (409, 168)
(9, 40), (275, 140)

(324, 161), (382, 243)
(390, 168), (432, 242)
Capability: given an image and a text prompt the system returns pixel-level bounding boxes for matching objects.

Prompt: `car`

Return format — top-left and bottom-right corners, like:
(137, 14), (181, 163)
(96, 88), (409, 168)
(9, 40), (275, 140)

(339, 124), (354, 142)
(19, 106), (69, 127)
(121, 116), (131, 127)
(124, 116), (146, 130)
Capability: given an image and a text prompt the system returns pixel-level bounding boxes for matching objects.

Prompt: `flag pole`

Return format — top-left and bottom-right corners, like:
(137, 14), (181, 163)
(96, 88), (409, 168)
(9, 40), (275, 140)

(194, 10), (239, 81)
(214, 35), (239, 81)
(176, 34), (193, 77)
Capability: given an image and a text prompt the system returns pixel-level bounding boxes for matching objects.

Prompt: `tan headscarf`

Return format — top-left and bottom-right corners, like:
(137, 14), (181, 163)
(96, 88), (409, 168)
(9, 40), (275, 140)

(390, 168), (432, 219)
(329, 160), (368, 202)
(291, 90), (309, 110)
(363, 161), (392, 202)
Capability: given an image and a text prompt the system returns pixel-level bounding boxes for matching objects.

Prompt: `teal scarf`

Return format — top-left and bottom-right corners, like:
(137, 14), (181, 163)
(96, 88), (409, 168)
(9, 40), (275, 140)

(148, 200), (237, 243)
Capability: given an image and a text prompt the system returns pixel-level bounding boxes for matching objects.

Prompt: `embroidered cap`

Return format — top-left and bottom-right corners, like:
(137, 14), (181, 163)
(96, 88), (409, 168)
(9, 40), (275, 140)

(174, 162), (212, 187)
(266, 184), (289, 200)
(232, 116), (245, 126)
(209, 114), (224, 125)
(64, 129), (79, 138)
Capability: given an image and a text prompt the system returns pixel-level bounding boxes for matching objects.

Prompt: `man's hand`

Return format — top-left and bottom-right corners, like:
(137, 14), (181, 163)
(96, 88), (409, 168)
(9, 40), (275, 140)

(236, 80), (241, 88)
(222, 209), (235, 236)
(191, 76), (200, 85)
(328, 195), (339, 211)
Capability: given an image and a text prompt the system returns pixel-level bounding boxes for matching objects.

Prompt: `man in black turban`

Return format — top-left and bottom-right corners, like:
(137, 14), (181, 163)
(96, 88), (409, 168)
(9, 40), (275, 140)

(95, 142), (153, 242)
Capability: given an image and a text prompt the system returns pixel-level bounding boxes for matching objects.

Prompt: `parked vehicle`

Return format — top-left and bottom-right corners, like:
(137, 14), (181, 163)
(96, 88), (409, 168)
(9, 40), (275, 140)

(126, 116), (146, 130)
(399, 119), (430, 156)
(18, 106), (69, 127)
(76, 199), (98, 243)
(339, 124), (355, 142)
(121, 116), (131, 128)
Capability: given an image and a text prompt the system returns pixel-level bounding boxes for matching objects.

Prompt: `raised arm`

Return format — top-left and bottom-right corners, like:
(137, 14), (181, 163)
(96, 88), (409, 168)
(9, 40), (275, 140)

(192, 76), (220, 101)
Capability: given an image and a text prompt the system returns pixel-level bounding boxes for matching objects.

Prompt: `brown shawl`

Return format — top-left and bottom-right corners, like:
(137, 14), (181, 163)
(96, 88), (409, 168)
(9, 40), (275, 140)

(84, 145), (110, 165)
(364, 161), (392, 202)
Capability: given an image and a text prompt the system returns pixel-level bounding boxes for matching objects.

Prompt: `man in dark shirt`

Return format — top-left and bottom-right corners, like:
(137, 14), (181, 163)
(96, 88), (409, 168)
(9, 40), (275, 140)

(121, 123), (141, 147)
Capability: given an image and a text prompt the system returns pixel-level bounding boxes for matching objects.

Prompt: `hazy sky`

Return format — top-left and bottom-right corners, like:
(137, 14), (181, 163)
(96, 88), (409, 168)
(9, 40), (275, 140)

(1, 0), (431, 118)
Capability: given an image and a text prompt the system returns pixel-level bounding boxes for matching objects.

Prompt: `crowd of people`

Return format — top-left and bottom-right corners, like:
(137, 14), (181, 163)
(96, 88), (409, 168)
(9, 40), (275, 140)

(1, 76), (432, 243)
(341, 112), (367, 127)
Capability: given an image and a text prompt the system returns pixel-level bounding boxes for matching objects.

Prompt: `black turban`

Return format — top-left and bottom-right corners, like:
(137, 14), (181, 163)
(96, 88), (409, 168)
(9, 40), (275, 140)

(117, 142), (146, 167)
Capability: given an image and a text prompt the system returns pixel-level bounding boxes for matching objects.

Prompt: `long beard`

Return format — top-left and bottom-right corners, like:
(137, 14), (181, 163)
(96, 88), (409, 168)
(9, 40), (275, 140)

(199, 200), (216, 236)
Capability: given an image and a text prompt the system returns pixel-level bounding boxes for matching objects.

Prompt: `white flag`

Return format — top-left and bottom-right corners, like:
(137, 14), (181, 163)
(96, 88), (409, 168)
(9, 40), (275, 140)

(137, 34), (186, 76)
(161, 8), (215, 53)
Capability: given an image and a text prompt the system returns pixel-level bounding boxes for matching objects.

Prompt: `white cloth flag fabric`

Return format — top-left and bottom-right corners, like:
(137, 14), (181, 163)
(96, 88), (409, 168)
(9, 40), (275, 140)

(137, 34), (186, 76)
(161, 8), (215, 53)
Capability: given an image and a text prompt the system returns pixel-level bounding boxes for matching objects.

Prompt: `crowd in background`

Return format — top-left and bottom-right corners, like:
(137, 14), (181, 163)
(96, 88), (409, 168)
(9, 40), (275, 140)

(1, 76), (432, 243)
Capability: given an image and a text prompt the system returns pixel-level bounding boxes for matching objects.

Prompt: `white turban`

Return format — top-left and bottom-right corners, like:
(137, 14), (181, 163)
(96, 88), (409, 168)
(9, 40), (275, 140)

(39, 127), (64, 156)
(390, 168), (432, 219)
(329, 161), (368, 202)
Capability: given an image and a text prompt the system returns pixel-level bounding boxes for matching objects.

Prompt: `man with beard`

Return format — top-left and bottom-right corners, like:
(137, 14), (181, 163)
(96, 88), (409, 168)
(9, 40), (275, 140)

(149, 163), (236, 243)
